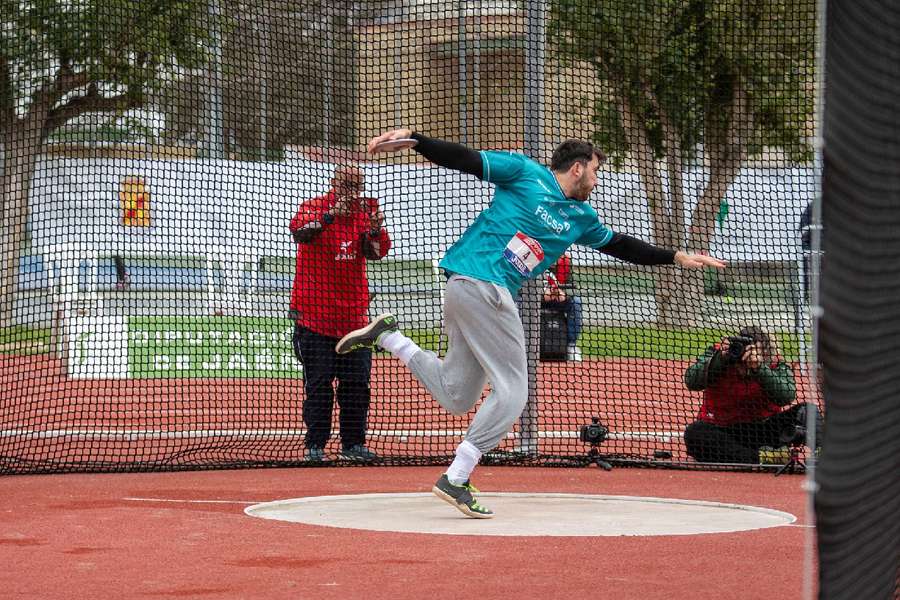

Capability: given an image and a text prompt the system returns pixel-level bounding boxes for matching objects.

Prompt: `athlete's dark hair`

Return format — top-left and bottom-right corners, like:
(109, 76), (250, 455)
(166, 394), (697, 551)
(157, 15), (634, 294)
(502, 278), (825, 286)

(551, 140), (607, 172)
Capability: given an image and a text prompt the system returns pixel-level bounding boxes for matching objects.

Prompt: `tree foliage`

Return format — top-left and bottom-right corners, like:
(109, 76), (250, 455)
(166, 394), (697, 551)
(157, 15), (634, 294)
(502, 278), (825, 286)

(1, 0), (210, 136)
(1, 0), (214, 326)
(550, 0), (816, 324)
(552, 0), (815, 167)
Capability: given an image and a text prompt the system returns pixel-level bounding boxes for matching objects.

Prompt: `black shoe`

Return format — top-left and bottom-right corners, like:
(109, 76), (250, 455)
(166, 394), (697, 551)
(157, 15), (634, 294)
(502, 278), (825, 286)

(335, 314), (399, 354)
(339, 444), (379, 463)
(304, 447), (327, 463)
(432, 474), (494, 519)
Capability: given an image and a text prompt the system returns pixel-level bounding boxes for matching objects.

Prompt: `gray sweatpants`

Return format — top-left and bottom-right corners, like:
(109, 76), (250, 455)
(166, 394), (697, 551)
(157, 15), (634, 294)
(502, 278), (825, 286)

(408, 275), (528, 452)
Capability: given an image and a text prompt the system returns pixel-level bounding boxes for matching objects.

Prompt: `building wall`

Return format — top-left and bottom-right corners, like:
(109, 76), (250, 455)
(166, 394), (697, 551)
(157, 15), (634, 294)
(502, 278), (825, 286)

(353, 11), (601, 160)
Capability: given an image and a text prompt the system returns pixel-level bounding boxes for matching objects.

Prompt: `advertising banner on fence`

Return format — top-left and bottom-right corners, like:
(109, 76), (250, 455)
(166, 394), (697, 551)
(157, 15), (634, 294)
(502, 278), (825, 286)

(66, 316), (302, 379)
(66, 316), (129, 379)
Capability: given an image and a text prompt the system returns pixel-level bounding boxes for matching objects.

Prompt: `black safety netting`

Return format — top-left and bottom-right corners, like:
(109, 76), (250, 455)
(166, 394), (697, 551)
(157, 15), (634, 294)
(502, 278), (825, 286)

(1, 0), (822, 474)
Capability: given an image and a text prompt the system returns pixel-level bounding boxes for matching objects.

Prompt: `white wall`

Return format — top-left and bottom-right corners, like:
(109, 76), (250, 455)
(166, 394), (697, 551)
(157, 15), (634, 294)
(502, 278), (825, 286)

(29, 154), (815, 264)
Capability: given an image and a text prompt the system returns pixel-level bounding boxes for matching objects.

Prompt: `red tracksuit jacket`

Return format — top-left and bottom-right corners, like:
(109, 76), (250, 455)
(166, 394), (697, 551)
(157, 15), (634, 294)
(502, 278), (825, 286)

(289, 191), (391, 338)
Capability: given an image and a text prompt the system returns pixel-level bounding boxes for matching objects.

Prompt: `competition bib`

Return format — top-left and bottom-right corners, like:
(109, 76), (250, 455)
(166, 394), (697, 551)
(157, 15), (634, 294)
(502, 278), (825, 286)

(502, 231), (544, 277)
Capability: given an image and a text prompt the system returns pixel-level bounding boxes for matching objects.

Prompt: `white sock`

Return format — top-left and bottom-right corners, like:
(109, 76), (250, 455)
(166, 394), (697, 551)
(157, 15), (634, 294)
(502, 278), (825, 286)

(446, 440), (482, 485)
(377, 330), (421, 365)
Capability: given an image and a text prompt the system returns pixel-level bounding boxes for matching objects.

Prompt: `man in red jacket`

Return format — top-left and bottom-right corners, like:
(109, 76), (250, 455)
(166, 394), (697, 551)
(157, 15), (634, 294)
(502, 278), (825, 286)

(289, 165), (391, 462)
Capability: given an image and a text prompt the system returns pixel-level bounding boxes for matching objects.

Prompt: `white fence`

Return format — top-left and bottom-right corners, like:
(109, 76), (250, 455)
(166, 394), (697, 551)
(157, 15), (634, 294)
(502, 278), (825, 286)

(14, 153), (814, 330)
(28, 154), (815, 264)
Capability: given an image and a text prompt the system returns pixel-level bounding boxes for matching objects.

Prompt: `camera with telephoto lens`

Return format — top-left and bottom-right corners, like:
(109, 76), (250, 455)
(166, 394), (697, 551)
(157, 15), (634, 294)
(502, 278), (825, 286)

(723, 335), (754, 364)
(779, 424), (807, 446)
(580, 417), (609, 445)
(779, 404), (810, 446)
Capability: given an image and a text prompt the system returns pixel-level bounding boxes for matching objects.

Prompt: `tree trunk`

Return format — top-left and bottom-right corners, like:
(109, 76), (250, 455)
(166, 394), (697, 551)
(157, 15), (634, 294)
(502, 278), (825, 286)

(1, 117), (43, 328)
(675, 79), (752, 328)
(689, 80), (752, 253)
(620, 96), (672, 250)
(656, 107), (697, 326)
(619, 93), (688, 326)
(619, 96), (669, 228)
(661, 113), (686, 250)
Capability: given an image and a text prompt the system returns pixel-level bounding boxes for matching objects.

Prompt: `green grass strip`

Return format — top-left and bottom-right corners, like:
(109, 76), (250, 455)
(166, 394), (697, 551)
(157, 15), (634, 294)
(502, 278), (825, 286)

(0, 325), (52, 355)
(0, 323), (806, 362)
(406, 326), (806, 362)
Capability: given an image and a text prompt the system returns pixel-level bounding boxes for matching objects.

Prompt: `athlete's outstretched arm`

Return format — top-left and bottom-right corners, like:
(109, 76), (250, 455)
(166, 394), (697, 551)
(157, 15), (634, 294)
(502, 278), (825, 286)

(600, 233), (676, 265)
(368, 128), (483, 178)
(599, 233), (727, 269)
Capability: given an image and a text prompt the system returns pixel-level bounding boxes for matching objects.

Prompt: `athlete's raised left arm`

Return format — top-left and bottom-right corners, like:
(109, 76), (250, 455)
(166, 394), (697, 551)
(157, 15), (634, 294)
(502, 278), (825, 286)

(367, 128), (482, 178)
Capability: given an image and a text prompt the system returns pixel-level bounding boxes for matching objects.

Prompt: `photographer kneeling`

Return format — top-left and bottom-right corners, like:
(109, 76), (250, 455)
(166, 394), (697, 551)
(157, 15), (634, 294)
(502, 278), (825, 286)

(683, 326), (822, 464)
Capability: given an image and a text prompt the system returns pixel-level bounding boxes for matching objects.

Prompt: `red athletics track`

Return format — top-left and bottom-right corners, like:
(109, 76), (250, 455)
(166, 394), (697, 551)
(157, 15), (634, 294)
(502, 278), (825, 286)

(0, 466), (814, 599)
(1, 353), (818, 597)
(0, 354), (818, 466)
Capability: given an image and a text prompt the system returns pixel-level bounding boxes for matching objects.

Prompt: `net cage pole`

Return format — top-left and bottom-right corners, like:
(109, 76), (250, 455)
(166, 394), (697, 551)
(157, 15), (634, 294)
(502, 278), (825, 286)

(201, 0), (226, 160)
(517, 0), (548, 456)
(815, 1), (900, 597)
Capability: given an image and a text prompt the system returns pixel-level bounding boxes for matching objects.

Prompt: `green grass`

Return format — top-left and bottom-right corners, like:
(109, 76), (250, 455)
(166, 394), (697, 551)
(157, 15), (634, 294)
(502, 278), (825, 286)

(262, 257), (438, 282)
(49, 123), (142, 144)
(0, 322), (807, 362)
(0, 325), (51, 355)
(404, 326), (806, 362)
(580, 326), (804, 361)
(221, 257), (800, 305)
(575, 270), (656, 294)
(577, 266), (797, 302)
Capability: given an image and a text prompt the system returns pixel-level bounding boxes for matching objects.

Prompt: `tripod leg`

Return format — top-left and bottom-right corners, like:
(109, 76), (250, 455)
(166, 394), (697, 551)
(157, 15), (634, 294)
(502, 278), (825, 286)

(774, 446), (806, 476)
(774, 457), (806, 476)
(587, 448), (613, 471)
(774, 459), (794, 476)
(594, 457), (613, 471)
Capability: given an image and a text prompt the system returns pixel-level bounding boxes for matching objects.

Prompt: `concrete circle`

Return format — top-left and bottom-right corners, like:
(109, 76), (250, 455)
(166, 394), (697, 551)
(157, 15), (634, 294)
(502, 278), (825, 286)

(245, 493), (796, 536)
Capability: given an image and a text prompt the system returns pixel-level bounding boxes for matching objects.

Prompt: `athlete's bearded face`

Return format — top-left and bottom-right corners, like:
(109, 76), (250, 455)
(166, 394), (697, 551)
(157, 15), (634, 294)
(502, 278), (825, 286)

(572, 156), (601, 201)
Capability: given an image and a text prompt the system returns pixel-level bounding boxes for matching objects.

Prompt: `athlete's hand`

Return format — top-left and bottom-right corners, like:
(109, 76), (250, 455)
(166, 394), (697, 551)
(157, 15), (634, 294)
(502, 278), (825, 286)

(369, 210), (384, 230)
(674, 251), (727, 270)
(367, 129), (414, 154)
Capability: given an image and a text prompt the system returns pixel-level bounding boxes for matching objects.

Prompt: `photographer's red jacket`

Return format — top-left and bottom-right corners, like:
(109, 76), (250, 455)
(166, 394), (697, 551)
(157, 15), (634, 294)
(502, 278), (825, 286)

(684, 345), (797, 426)
(289, 191), (391, 338)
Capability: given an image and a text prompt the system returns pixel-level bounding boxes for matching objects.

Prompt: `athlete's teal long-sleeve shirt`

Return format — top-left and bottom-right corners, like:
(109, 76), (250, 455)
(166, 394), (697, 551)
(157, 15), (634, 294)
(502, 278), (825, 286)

(440, 151), (615, 296)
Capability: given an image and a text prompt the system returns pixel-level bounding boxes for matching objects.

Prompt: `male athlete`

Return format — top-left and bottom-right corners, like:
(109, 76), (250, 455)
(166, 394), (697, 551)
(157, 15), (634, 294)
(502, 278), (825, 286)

(336, 129), (726, 518)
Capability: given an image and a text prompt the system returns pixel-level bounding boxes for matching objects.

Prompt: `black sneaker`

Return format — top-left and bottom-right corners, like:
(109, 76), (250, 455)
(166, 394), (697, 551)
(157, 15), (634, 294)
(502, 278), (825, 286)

(339, 444), (379, 463)
(335, 314), (399, 354)
(432, 474), (494, 519)
(304, 447), (327, 463)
